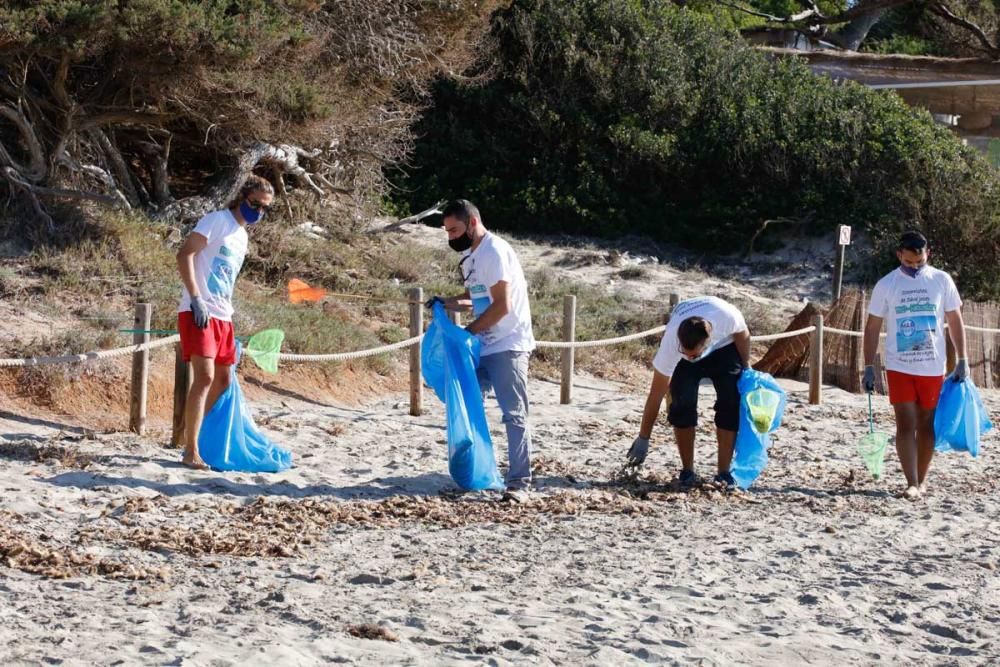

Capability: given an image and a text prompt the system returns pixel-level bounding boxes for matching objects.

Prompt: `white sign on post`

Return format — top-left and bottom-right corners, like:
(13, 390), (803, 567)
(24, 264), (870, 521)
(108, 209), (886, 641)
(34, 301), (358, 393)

(838, 225), (852, 246)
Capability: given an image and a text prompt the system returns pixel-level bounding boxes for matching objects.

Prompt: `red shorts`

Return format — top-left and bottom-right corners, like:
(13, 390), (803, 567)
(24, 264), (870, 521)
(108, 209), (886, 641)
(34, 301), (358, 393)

(886, 370), (944, 410)
(178, 311), (236, 365)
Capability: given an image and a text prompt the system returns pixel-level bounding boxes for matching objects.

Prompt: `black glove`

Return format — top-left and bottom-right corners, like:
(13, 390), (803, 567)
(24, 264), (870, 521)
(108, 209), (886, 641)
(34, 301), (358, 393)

(863, 365), (875, 393)
(424, 295), (445, 309)
(626, 436), (650, 467)
(949, 358), (968, 383)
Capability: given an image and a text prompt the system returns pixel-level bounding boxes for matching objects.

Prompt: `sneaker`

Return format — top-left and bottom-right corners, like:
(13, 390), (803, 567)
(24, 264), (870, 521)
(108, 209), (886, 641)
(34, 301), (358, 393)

(501, 487), (533, 503)
(713, 471), (737, 490)
(678, 469), (701, 487)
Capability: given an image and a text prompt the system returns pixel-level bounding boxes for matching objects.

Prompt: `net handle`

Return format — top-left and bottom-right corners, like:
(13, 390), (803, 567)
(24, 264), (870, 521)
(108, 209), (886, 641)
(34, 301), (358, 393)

(868, 391), (874, 435)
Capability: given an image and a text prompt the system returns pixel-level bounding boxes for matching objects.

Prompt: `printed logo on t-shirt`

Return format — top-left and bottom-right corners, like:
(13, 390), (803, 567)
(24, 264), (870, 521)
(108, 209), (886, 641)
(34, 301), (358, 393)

(207, 244), (245, 300)
(895, 300), (936, 314)
(896, 315), (936, 353)
(469, 283), (490, 318)
(893, 289), (938, 363)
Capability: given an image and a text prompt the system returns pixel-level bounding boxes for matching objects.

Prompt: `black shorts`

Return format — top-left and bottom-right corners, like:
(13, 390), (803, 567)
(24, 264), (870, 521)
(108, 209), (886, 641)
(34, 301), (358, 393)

(667, 343), (743, 432)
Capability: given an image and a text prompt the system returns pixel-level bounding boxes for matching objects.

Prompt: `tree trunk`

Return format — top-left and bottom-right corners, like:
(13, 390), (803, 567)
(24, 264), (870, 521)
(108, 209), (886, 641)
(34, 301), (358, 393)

(828, 9), (888, 50)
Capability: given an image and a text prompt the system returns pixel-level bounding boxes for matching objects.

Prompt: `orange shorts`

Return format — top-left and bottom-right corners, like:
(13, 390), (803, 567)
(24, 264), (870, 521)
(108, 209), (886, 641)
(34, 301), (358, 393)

(886, 370), (944, 410)
(178, 311), (236, 365)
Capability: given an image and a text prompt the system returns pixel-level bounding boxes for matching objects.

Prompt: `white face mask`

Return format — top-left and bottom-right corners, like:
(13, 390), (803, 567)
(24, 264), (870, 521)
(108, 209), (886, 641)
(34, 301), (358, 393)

(677, 339), (710, 362)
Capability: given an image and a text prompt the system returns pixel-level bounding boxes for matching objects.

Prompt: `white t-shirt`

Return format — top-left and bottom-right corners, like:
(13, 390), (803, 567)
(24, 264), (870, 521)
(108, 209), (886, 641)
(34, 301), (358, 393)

(869, 265), (961, 376)
(177, 210), (248, 322)
(652, 296), (748, 377)
(461, 232), (535, 357)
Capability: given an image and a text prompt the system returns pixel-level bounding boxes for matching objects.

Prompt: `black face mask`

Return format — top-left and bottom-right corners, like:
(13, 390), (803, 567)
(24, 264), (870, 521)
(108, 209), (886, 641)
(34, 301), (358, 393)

(448, 227), (474, 252)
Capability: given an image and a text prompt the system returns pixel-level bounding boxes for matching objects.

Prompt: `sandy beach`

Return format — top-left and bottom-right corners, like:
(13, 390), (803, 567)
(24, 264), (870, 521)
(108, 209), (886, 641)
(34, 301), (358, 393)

(4, 2), (1000, 663)
(1, 368), (997, 665)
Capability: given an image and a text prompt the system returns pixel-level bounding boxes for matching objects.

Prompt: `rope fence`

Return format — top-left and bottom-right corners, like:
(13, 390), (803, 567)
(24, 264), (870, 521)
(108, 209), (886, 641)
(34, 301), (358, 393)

(8, 321), (988, 368)
(535, 324), (667, 349)
(5, 292), (1000, 439)
(0, 334), (180, 368)
(0, 321), (848, 367)
(277, 335), (424, 362)
(825, 323), (997, 337)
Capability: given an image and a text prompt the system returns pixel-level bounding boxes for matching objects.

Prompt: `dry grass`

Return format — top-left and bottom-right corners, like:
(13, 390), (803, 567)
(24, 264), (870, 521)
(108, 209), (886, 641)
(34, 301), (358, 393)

(2, 200), (798, 414)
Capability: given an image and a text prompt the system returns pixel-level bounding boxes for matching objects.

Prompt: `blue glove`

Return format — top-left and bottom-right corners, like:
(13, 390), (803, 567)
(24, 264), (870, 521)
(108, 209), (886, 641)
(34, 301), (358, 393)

(863, 365), (875, 393)
(626, 436), (649, 466)
(950, 358), (968, 383)
(190, 295), (210, 329)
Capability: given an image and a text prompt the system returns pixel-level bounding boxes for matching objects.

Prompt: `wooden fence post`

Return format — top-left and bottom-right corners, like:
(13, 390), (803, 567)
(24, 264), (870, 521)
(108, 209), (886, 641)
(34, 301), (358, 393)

(560, 295), (576, 405)
(129, 303), (152, 435)
(448, 310), (461, 326)
(409, 287), (423, 416)
(809, 313), (824, 405)
(170, 344), (189, 447)
(833, 244), (846, 302)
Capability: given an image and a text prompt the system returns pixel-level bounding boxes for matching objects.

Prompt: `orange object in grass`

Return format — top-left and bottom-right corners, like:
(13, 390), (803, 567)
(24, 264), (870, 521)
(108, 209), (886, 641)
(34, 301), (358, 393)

(288, 278), (327, 304)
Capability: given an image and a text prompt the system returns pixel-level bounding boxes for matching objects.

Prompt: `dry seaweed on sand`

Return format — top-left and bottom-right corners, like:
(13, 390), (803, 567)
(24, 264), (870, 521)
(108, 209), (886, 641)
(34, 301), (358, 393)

(347, 623), (399, 642)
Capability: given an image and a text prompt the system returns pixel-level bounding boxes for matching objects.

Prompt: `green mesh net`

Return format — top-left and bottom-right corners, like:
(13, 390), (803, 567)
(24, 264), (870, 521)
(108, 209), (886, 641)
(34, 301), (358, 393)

(244, 329), (285, 374)
(858, 392), (890, 480)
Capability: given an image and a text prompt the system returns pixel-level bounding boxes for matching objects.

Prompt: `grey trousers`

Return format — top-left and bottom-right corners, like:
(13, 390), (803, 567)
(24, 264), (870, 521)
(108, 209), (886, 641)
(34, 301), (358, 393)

(476, 350), (532, 490)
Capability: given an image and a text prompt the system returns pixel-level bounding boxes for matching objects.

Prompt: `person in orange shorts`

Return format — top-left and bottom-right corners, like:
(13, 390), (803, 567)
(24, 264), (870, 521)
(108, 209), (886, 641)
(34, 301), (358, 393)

(862, 231), (967, 500)
(175, 175), (274, 469)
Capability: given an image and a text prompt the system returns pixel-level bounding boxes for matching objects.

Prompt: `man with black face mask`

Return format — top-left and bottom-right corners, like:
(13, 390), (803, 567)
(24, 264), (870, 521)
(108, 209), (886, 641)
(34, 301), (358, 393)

(862, 230), (967, 501)
(429, 199), (536, 499)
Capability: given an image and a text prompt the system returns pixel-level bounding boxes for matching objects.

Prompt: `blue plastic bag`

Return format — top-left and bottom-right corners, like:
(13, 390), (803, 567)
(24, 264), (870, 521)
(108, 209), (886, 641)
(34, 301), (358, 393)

(199, 341), (293, 473)
(934, 379), (992, 457)
(421, 303), (504, 491)
(731, 369), (787, 490)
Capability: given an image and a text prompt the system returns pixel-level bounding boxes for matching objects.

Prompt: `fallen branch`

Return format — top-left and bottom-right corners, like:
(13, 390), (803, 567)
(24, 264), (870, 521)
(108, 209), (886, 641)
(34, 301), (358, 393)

(1, 167), (54, 231)
(724, 0), (911, 28)
(745, 213), (813, 258)
(0, 104), (47, 182)
(91, 129), (143, 208)
(54, 147), (132, 209)
(382, 199), (446, 232)
(262, 144), (325, 196)
(2, 166), (123, 207)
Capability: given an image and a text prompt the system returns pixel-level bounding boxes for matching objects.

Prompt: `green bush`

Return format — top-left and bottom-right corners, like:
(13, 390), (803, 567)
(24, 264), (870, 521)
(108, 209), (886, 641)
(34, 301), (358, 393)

(392, 0), (1000, 298)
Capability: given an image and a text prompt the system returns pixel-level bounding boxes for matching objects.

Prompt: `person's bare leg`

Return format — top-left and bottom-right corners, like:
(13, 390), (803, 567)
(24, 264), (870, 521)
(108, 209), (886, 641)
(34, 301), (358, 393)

(916, 405), (936, 493)
(674, 426), (696, 471)
(716, 428), (736, 474)
(204, 363), (233, 415)
(893, 402), (920, 499)
(182, 355), (214, 469)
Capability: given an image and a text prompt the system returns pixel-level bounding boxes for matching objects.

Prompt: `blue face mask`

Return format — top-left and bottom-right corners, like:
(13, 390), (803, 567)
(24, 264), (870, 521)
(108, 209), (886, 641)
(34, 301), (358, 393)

(900, 264), (924, 278)
(239, 199), (264, 225)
